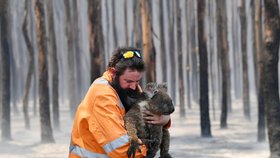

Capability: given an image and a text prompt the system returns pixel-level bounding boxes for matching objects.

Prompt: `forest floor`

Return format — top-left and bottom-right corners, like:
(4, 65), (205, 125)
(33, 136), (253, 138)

(0, 99), (269, 158)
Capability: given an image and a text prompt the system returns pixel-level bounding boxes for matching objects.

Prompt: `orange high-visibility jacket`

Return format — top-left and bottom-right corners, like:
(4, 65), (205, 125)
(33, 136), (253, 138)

(69, 71), (147, 158)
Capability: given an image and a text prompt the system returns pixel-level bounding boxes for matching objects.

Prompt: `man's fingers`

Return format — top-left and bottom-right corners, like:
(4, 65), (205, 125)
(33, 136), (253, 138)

(142, 110), (153, 115)
(143, 116), (154, 121)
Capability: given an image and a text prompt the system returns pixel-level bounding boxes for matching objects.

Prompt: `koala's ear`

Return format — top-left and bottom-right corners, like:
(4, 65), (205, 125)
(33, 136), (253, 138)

(157, 83), (168, 92)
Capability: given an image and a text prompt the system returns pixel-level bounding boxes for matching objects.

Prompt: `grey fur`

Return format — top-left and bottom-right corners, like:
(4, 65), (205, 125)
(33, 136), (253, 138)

(125, 83), (175, 158)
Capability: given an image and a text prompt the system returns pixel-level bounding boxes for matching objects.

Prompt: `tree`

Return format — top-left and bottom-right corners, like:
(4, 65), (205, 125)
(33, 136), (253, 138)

(22, 0), (34, 130)
(34, 0), (54, 143)
(197, 0), (212, 137)
(47, 0), (60, 131)
(176, 0), (185, 118)
(124, 0), (128, 46)
(132, 1), (142, 48)
(88, 0), (104, 83)
(216, 0), (229, 129)
(64, 0), (77, 118)
(167, 0), (176, 102)
(0, 0), (12, 141)
(254, 0), (266, 142)
(112, 0), (118, 48)
(240, 0), (251, 120)
(141, 0), (156, 83)
(263, 0), (280, 157)
(185, 0), (192, 109)
(159, 0), (167, 82)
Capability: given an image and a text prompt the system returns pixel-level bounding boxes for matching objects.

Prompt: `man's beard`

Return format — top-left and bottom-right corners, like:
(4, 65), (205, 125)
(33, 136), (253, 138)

(110, 76), (143, 112)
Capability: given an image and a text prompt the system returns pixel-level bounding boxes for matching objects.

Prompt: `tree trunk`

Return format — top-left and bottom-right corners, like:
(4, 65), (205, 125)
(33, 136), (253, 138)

(189, 1), (199, 105)
(47, 0), (60, 131)
(112, 0), (118, 48)
(64, 0), (77, 118)
(88, 0), (104, 83)
(22, 0), (34, 130)
(159, 0), (167, 82)
(197, 0), (212, 137)
(240, 0), (251, 120)
(250, 0), (258, 93)
(255, 0), (266, 142)
(124, 0), (128, 46)
(216, 0), (229, 129)
(176, 0), (185, 118)
(34, 0), (54, 143)
(208, 0), (216, 120)
(167, 0), (176, 102)
(132, 1), (142, 48)
(263, 0), (280, 157)
(185, 0), (192, 109)
(0, 0), (12, 141)
(232, 1), (242, 100)
(141, 0), (156, 83)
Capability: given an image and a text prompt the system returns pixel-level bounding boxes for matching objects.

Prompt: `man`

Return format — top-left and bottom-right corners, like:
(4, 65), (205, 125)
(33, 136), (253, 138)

(69, 47), (170, 158)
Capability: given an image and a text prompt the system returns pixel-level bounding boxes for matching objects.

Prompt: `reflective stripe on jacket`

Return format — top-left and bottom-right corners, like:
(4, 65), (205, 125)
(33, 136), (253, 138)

(69, 71), (147, 158)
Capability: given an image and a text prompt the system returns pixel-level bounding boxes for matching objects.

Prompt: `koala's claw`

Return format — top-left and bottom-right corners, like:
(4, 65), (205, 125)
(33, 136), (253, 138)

(127, 140), (141, 158)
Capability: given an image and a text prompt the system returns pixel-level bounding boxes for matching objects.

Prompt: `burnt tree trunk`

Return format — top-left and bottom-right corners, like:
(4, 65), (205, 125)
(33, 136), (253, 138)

(124, 0), (128, 46)
(263, 0), (280, 157)
(141, 0), (156, 83)
(216, 0), (229, 129)
(255, 0), (266, 142)
(240, 0), (251, 120)
(159, 0), (167, 82)
(88, 0), (104, 83)
(112, 0), (118, 48)
(0, 0), (11, 141)
(22, 0), (34, 130)
(64, 0), (77, 118)
(185, 0), (192, 109)
(197, 0), (212, 137)
(176, 0), (185, 118)
(47, 0), (60, 131)
(167, 0), (176, 103)
(132, 1), (142, 48)
(34, 0), (54, 143)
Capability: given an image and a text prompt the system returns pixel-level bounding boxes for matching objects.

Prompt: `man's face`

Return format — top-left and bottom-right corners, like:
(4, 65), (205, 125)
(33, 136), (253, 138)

(110, 68), (143, 111)
(118, 68), (143, 90)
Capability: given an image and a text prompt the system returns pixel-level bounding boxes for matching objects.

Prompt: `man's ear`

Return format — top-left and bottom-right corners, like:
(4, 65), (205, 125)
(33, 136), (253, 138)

(109, 67), (116, 79)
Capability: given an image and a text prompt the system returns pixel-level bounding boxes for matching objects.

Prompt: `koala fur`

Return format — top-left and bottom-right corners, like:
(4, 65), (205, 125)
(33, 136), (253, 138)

(124, 83), (175, 158)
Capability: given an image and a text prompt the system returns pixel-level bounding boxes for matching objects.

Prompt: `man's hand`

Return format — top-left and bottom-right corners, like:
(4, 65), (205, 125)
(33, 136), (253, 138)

(142, 110), (170, 126)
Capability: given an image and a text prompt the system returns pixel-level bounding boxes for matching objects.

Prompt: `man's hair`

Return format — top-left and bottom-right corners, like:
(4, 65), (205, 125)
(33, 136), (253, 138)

(107, 47), (145, 76)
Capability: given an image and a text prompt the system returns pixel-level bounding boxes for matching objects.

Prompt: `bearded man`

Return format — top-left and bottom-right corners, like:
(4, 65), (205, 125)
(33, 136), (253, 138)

(69, 47), (170, 158)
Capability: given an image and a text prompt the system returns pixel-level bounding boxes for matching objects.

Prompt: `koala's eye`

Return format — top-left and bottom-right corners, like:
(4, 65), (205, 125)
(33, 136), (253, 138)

(153, 90), (158, 95)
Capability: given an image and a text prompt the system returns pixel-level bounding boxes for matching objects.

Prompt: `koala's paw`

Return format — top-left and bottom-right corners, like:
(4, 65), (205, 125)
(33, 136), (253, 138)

(159, 153), (173, 158)
(141, 138), (156, 148)
(127, 140), (141, 158)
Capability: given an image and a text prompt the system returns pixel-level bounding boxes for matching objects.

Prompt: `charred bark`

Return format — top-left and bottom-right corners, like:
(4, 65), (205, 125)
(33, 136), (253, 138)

(263, 0), (280, 156)
(197, 0), (212, 137)
(22, 0), (34, 130)
(35, 0), (54, 143)
(0, 0), (11, 141)
(141, 0), (156, 83)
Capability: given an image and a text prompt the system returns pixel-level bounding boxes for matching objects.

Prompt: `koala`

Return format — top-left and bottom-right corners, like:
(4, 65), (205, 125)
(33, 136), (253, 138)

(124, 83), (175, 158)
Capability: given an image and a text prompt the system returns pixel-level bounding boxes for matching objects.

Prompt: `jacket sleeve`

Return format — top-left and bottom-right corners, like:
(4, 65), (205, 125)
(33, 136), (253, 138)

(89, 89), (147, 158)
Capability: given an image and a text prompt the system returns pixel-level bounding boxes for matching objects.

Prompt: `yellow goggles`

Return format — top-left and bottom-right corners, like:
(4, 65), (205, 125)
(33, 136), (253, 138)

(122, 51), (141, 59)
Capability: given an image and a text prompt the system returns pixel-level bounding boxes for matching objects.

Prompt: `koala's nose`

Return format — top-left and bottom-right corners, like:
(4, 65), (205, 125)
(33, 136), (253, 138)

(170, 105), (175, 113)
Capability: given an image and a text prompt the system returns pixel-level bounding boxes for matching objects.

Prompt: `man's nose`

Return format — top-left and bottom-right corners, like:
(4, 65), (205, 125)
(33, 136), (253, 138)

(129, 83), (137, 90)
